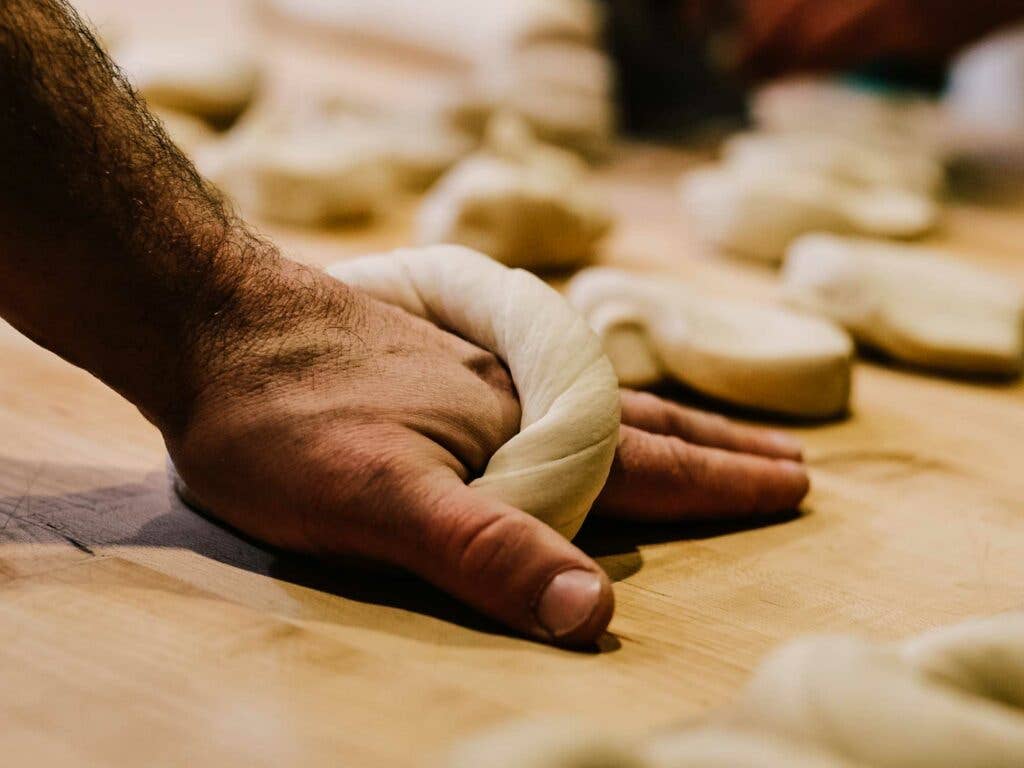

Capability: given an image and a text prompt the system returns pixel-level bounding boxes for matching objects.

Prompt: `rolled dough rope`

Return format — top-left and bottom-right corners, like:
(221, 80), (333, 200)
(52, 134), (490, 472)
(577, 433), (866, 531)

(325, 246), (620, 539)
(730, 618), (1024, 767)
(443, 613), (1024, 768)
(722, 132), (945, 198)
(782, 233), (1024, 376)
(565, 267), (854, 419)
(679, 165), (938, 263)
(114, 37), (261, 125)
(417, 117), (612, 271)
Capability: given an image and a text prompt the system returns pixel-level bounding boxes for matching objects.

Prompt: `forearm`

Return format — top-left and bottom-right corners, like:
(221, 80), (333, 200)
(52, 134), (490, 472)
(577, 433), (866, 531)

(0, 0), (331, 434)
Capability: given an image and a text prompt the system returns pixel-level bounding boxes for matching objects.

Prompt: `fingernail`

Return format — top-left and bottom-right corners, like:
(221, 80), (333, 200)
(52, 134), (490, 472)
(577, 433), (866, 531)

(767, 432), (804, 460)
(535, 569), (603, 640)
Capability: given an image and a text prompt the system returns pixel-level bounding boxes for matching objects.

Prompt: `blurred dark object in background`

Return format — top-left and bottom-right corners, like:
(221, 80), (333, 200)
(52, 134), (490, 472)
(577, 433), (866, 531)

(601, 1), (747, 138)
(604, 0), (1024, 138)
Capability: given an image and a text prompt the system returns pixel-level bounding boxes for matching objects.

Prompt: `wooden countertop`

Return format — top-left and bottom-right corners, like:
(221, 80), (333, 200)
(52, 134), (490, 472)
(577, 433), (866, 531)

(4, 2), (1024, 765)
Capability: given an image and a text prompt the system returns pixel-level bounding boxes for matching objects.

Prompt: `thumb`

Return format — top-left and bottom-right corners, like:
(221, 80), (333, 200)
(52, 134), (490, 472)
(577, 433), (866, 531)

(395, 470), (614, 647)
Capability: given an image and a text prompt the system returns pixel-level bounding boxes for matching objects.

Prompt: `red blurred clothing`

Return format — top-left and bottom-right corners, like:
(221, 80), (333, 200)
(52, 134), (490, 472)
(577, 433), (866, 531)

(739, 0), (1024, 75)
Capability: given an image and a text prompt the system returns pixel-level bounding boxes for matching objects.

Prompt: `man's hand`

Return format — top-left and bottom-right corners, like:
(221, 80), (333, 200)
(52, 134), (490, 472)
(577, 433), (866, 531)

(169, 264), (809, 647)
(0, 0), (808, 648)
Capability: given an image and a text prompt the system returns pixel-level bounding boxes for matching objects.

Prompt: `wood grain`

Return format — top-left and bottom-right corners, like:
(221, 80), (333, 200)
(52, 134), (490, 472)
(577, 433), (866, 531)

(3, 1), (1024, 765)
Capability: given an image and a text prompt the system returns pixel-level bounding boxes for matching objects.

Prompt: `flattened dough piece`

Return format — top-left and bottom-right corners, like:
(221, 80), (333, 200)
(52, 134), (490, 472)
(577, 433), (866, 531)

(417, 117), (612, 270)
(783, 233), (1024, 375)
(723, 131), (944, 198)
(750, 76), (944, 154)
(732, 629), (1024, 768)
(566, 268), (853, 418)
(679, 164), (938, 263)
(197, 111), (394, 226)
(327, 246), (619, 539)
(115, 37), (260, 125)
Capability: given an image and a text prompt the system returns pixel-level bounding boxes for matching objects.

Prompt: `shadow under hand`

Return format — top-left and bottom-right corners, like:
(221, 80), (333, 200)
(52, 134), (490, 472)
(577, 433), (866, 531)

(575, 508), (804, 584)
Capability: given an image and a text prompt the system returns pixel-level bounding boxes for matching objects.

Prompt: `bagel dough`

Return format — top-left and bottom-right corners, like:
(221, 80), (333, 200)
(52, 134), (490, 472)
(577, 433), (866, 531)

(197, 110), (394, 226)
(679, 164), (938, 263)
(444, 613), (1024, 768)
(722, 131), (944, 198)
(417, 117), (612, 270)
(325, 246), (620, 539)
(782, 234), (1024, 375)
(115, 37), (260, 125)
(566, 268), (853, 418)
(750, 77), (944, 155)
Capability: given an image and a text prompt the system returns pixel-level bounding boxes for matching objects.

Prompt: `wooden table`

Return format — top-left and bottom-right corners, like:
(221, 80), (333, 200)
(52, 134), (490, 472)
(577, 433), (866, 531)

(4, 2), (1024, 765)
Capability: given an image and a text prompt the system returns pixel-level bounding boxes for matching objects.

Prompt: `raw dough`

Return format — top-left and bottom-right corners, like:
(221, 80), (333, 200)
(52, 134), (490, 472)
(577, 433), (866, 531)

(782, 234), (1024, 376)
(114, 37), (261, 125)
(417, 116), (612, 270)
(948, 24), (1024, 137)
(471, 41), (615, 157)
(258, 0), (600, 65)
(750, 77), (943, 155)
(722, 131), (944, 198)
(325, 246), (620, 539)
(444, 613), (1024, 768)
(566, 268), (853, 419)
(679, 164), (938, 263)
(197, 110), (394, 226)
(731, 619), (1024, 767)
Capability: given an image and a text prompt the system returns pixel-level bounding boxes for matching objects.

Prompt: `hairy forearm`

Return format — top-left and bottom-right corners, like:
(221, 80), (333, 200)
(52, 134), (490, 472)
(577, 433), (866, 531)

(0, 0), (333, 433)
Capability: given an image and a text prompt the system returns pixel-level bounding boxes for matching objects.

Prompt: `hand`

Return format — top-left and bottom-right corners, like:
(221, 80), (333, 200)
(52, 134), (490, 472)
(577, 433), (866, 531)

(168, 265), (809, 647)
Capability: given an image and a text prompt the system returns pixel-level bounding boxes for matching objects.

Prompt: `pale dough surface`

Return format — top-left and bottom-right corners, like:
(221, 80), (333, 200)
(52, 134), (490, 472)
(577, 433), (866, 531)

(417, 117), (612, 270)
(113, 36), (261, 124)
(326, 245), (620, 539)
(750, 77), (944, 156)
(722, 131), (944, 198)
(783, 233), (1024, 376)
(447, 613), (1024, 768)
(566, 267), (853, 419)
(679, 164), (938, 263)
(197, 108), (395, 226)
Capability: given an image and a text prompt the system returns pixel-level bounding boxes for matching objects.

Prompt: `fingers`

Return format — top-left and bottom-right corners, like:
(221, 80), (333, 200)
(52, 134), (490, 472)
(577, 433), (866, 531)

(596, 425), (810, 522)
(384, 469), (614, 647)
(620, 389), (804, 461)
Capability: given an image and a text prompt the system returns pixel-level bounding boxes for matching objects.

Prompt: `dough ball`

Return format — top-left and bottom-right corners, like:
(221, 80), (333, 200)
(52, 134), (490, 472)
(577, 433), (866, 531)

(115, 37), (261, 125)
(197, 109), (394, 226)
(417, 116), (612, 270)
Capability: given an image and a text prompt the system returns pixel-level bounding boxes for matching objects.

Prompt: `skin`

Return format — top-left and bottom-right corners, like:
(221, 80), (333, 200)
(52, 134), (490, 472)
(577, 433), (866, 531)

(0, 0), (809, 647)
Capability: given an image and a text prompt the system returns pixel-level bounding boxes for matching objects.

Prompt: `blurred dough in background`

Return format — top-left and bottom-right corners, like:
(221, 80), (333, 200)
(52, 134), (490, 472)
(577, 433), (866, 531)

(782, 233), (1024, 377)
(113, 35), (262, 126)
(749, 77), (945, 156)
(679, 163), (937, 263)
(417, 114), (612, 271)
(195, 105), (395, 226)
(722, 131), (944, 198)
(259, 0), (615, 157)
(150, 107), (217, 158)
